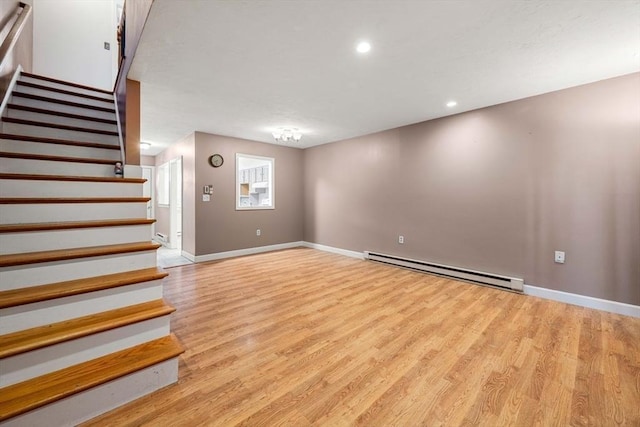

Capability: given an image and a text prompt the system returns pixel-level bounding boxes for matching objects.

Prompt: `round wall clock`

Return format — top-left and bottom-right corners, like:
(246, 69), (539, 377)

(208, 154), (224, 168)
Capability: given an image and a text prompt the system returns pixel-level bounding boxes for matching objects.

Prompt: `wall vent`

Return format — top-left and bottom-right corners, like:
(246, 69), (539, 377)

(364, 251), (523, 292)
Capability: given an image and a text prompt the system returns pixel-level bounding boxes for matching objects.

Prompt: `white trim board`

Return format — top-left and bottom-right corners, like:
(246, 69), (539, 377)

(301, 242), (364, 260)
(187, 241), (305, 263)
(524, 285), (639, 318)
(179, 241), (639, 318)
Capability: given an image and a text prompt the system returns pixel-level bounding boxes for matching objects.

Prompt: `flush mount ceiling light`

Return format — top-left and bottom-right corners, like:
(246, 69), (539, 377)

(272, 128), (302, 143)
(356, 41), (371, 53)
(446, 101), (457, 108)
(140, 142), (151, 150)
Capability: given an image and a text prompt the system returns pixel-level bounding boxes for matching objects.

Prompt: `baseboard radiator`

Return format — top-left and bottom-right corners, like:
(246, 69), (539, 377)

(364, 251), (524, 292)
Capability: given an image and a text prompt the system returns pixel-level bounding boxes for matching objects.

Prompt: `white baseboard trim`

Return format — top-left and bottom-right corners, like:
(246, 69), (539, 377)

(180, 242), (638, 318)
(181, 250), (196, 262)
(191, 241), (305, 263)
(524, 284), (639, 318)
(301, 242), (364, 260)
(0, 65), (23, 117)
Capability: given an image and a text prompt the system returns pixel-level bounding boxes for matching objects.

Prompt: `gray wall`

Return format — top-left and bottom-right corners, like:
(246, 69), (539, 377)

(303, 73), (640, 305)
(154, 131), (304, 257)
(193, 132), (304, 256)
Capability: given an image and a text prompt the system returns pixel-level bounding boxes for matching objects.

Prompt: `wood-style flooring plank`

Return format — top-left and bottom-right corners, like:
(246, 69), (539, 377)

(80, 248), (640, 427)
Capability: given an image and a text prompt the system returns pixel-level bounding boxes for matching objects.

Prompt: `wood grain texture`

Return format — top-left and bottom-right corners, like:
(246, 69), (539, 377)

(0, 267), (168, 309)
(0, 132), (120, 150)
(11, 92), (115, 113)
(1, 117), (118, 136)
(0, 334), (183, 421)
(81, 248), (640, 426)
(0, 173), (144, 183)
(0, 241), (160, 267)
(15, 81), (113, 103)
(0, 197), (150, 204)
(20, 72), (113, 95)
(0, 151), (116, 165)
(6, 104), (118, 125)
(0, 218), (155, 233)
(0, 299), (175, 358)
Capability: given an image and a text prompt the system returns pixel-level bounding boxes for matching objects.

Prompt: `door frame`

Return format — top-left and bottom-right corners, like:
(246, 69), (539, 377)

(141, 165), (155, 239)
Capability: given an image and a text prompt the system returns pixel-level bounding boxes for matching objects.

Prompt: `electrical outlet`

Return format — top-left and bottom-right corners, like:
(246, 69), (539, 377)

(554, 251), (565, 264)
(398, 235), (404, 244)
(256, 229), (261, 236)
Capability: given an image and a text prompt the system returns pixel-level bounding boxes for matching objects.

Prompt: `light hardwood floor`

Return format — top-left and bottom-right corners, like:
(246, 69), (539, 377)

(82, 248), (640, 426)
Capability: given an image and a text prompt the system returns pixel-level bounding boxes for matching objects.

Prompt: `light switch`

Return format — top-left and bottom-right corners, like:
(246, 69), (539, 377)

(554, 251), (565, 264)
(202, 194), (210, 202)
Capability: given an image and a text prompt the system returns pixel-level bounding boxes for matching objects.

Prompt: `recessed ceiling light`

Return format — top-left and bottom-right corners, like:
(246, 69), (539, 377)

(140, 142), (151, 150)
(446, 101), (457, 108)
(356, 41), (371, 53)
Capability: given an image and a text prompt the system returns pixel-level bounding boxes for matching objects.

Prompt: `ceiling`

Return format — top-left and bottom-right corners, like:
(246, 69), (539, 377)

(130, 0), (640, 156)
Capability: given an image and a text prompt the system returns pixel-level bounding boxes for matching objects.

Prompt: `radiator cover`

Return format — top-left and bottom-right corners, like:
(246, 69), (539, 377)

(364, 251), (524, 292)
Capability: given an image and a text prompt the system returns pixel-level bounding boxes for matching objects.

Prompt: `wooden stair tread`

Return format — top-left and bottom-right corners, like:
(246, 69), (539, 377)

(0, 241), (161, 267)
(20, 72), (113, 95)
(6, 104), (117, 125)
(0, 334), (184, 421)
(12, 92), (115, 114)
(0, 151), (117, 165)
(2, 117), (118, 136)
(0, 218), (156, 233)
(0, 197), (150, 204)
(0, 268), (168, 309)
(0, 300), (175, 359)
(0, 132), (120, 150)
(0, 173), (144, 183)
(16, 81), (113, 103)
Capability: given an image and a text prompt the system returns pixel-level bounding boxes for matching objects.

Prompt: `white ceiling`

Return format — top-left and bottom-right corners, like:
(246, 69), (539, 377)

(130, 0), (640, 156)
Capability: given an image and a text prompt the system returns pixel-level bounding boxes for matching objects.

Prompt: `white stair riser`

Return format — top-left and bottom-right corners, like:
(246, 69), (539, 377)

(0, 280), (164, 334)
(0, 157), (117, 177)
(0, 225), (152, 254)
(1, 316), (170, 387)
(14, 85), (114, 109)
(2, 122), (119, 145)
(0, 251), (157, 290)
(6, 108), (118, 132)
(10, 95), (116, 121)
(19, 76), (114, 100)
(0, 202), (147, 224)
(0, 179), (142, 198)
(0, 139), (120, 161)
(124, 164), (143, 179)
(0, 358), (179, 427)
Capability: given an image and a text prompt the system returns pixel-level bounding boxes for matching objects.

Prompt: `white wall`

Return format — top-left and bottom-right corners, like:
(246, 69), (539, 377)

(32, 0), (119, 91)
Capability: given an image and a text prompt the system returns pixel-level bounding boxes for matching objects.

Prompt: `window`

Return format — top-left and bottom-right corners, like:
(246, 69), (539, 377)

(236, 153), (274, 210)
(157, 162), (169, 206)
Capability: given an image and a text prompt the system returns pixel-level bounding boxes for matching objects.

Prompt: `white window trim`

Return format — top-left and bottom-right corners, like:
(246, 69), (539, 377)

(236, 153), (275, 210)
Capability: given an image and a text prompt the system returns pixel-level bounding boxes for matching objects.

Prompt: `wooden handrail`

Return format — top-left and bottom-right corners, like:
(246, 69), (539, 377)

(0, 2), (32, 69)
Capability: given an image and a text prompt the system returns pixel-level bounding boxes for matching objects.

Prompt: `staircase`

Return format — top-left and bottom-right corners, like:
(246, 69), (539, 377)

(0, 72), (183, 426)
